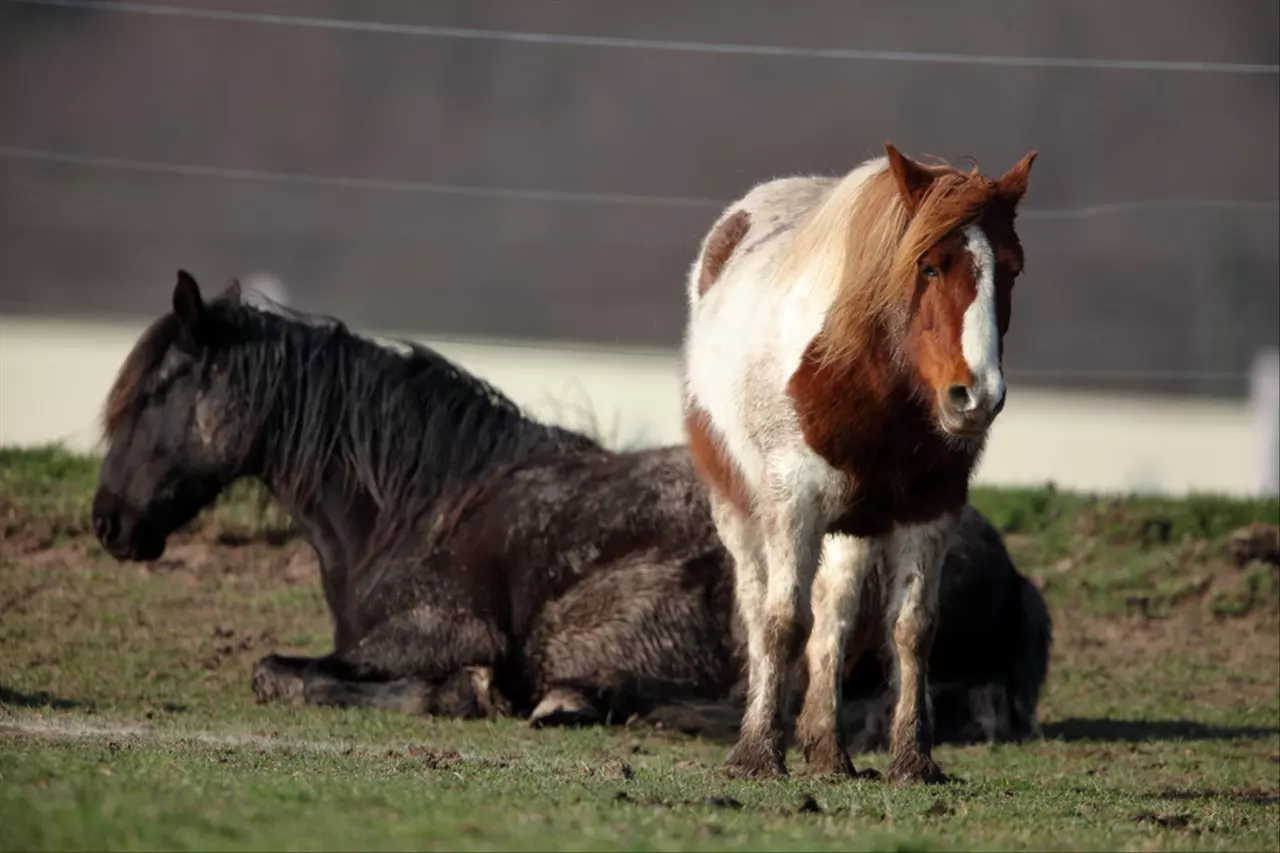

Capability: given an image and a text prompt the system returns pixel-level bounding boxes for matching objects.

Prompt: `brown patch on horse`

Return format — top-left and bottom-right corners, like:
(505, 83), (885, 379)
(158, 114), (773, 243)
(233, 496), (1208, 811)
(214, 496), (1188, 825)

(787, 333), (978, 538)
(697, 210), (751, 296)
(684, 404), (751, 516)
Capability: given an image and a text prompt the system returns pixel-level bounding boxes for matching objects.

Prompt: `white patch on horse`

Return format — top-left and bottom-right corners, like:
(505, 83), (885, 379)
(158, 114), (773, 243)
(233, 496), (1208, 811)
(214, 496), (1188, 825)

(960, 225), (1004, 410)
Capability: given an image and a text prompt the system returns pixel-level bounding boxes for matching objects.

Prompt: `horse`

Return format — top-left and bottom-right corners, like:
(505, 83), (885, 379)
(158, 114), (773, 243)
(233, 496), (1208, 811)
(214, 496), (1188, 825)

(91, 270), (1049, 749)
(682, 143), (1037, 782)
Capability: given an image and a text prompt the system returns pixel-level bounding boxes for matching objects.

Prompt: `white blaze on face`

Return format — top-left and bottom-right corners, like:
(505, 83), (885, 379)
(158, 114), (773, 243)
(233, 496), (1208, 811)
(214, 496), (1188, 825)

(961, 224), (1005, 411)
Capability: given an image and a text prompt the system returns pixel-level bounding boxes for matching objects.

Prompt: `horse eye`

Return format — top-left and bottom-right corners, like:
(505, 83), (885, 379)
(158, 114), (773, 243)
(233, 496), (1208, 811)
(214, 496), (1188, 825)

(921, 265), (940, 279)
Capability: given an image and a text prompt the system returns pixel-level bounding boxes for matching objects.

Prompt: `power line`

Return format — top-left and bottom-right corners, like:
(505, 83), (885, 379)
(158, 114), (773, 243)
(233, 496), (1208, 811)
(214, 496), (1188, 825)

(8, 0), (1279, 75)
(0, 145), (724, 209)
(2, 145), (1278, 221)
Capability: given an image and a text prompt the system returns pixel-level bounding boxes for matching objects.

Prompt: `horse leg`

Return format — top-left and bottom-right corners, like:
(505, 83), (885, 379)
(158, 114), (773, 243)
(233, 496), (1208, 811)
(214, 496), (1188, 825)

(794, 534), (877, 778)
(712, 499), (781, 777)
(727, 494), (821, 778)
(251, 653), (315, 705)
(526, 551), (729, 730)
(259, 607), (511, 718)
(300, 666), (504, 718)
(885, 516), (955, 785)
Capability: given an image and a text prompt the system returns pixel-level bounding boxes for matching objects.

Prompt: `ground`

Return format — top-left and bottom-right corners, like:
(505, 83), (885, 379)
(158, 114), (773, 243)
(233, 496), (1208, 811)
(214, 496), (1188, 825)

(1, 447), (1277, 852)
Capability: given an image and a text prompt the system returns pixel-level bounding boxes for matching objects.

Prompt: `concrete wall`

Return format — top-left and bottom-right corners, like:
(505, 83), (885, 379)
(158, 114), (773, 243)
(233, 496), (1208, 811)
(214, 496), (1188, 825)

(2, 314), (1272, 497)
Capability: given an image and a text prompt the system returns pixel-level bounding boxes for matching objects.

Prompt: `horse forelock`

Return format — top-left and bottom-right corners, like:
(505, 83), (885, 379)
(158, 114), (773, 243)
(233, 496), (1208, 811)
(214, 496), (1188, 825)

(809, 157), (1004, 368)
(102, 313), (181, 440)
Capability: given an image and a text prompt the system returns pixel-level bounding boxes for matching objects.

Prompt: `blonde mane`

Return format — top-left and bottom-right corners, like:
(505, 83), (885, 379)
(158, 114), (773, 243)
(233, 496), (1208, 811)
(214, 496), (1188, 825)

(775, 156), (996, 366)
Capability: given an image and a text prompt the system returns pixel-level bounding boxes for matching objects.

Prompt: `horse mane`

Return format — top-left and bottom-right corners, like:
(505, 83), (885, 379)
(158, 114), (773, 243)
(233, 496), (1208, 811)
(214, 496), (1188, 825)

(104, 296), (602, 544)
(102, 313), (182, 439)
(775, 154), (996, 367)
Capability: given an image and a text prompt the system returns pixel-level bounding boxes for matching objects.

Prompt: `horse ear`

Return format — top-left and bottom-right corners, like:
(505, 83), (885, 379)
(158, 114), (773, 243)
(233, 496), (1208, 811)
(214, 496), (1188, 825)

(885, 143), (935, 215)
(997, 151), (1037, 208)
(220, 278), (243, 304)
(172, 269), (208, 353)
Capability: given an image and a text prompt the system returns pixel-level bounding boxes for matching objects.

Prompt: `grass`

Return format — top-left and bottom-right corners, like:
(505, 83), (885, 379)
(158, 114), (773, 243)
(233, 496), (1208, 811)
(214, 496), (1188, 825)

(1, 445), (1278, 852)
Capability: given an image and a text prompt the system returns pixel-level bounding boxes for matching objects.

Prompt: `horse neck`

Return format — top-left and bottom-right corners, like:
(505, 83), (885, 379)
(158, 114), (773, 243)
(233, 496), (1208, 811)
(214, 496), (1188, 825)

(238, 327), (597, 599)
(254, 451), (378, 647)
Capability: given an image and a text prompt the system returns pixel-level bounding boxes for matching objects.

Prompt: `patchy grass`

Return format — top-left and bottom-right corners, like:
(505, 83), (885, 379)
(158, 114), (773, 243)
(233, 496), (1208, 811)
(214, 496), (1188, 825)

(1, 446), (1277, 852)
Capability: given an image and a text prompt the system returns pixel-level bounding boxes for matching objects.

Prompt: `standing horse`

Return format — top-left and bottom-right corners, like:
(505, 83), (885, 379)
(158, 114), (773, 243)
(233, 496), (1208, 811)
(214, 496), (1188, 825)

(91, 271), (1048, 749)
(683, 144), (1036, 782)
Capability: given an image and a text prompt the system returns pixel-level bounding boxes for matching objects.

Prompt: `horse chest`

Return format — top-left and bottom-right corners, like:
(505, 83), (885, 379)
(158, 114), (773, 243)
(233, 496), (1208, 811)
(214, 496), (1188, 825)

(787, 352), (978, 539)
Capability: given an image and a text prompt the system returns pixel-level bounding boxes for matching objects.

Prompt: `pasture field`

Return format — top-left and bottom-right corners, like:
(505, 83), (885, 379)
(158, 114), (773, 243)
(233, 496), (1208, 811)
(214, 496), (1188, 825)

(1, 446), (1278, 852)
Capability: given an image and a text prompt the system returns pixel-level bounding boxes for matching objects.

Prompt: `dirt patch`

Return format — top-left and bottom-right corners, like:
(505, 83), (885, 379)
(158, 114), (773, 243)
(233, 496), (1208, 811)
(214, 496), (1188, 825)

(0, 498), (85, 556)
(1226, 523), (1280, 568)
(2, 521), (320, 592)
(146, 534), (319, 588)
(1052, 608), (1279, 673)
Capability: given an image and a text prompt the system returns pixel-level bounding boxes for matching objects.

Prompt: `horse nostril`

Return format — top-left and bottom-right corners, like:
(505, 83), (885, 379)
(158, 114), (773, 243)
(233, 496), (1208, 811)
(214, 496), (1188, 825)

(93, 511), (118, 545)
(946, 384), (973, 413)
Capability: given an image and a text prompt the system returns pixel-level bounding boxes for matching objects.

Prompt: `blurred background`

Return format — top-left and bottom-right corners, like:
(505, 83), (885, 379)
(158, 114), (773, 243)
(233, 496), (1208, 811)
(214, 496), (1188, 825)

(1, 0), (1277, 495)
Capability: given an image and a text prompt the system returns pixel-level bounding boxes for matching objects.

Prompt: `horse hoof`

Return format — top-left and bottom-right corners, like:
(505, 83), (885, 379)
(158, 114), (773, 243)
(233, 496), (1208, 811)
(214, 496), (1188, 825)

(465, 666), (510, 718)
(887, 753), (948, 786)
(799, 737), (857, 780)
(529, 687), (600, 728)
(723, 738), (787, 779)
(251, 656), (304, 705)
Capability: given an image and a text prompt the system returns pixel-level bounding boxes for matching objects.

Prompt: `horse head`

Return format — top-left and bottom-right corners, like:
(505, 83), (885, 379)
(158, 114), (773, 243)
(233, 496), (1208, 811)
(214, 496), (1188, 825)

(92, 270), (246, 561)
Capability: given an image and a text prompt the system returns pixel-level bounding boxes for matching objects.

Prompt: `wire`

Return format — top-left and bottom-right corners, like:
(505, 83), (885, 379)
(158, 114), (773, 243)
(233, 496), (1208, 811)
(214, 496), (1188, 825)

(8, 0), (1279, 75)
(0, 145), (725, 209)
(3, 145), (1278, 221)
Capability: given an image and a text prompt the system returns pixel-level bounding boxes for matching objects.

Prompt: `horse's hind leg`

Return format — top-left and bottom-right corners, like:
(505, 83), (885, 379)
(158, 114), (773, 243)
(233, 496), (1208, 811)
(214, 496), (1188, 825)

(885, 517), (954, 785)
(530, 685), (600, 728)
(526, 551), (731, 729)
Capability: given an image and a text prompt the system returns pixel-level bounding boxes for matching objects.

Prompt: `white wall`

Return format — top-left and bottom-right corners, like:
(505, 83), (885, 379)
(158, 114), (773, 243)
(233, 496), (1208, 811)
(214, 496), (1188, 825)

(1, 314), (1272, 497)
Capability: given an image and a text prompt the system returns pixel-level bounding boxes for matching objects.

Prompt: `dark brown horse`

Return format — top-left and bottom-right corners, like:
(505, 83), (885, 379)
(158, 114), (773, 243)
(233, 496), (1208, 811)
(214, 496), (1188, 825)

(91, 272), (1051, 752)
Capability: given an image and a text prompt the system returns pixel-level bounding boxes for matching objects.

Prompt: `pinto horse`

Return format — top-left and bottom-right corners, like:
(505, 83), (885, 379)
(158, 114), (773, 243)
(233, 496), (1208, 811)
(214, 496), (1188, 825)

(91, 271), (1049, 750)
(683, 144), (1037, 782)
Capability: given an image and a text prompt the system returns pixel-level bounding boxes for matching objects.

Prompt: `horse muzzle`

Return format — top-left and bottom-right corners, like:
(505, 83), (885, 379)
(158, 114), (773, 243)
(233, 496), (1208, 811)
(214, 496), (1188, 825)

(91, 493), (167, 562)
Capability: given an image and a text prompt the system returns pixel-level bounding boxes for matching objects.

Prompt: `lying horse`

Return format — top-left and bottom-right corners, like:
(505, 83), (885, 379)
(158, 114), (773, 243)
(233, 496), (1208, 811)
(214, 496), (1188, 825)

(91, 271), (1051, 751)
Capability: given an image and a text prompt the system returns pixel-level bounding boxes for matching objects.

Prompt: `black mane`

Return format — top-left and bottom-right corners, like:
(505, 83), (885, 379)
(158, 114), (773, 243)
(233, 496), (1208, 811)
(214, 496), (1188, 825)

(205, 298), (602, 540)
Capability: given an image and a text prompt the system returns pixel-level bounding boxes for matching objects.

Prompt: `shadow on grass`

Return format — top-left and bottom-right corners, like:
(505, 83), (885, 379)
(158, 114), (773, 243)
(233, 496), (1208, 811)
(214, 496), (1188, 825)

(0, 685), (95, 712)
(1044, 717), (1277, 743)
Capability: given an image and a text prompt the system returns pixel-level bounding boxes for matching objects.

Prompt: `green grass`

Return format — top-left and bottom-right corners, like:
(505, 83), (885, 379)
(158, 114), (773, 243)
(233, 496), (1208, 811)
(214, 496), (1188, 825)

(1, 446), (1277, 852)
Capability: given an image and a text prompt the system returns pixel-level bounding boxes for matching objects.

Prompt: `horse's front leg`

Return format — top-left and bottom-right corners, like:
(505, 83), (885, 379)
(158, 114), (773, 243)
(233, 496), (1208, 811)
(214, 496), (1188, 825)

(251, 653), (320, 705)
(795, 533), (879, 778)
(886, 515), (956, 785)
(727, 492), (822, 778)
(712, 498), (781, 777)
